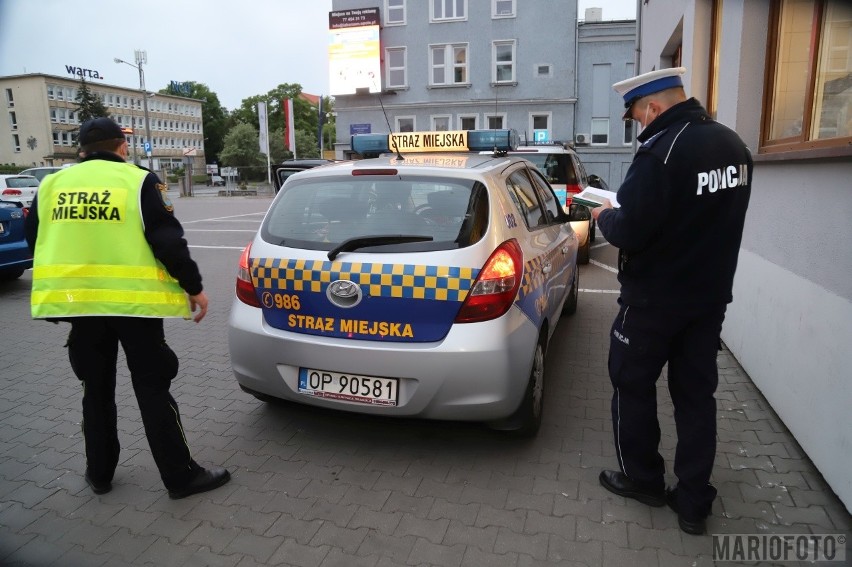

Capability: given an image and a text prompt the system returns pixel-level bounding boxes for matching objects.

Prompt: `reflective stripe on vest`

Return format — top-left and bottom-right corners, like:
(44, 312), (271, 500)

(31, 160), (190, 319)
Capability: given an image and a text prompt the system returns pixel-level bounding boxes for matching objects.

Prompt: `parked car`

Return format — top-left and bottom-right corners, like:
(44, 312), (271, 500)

(0, 174), (40, 210)
(208, 175), (225, 186)
(20, 166), (62, 184)
(0, 201), (32, 280)
(272, 159), (336, 193)
(498, 144), (608, 264)
(229, 129), (584, 436)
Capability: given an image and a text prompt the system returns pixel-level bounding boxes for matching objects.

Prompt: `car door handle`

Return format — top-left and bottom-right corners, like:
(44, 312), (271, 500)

(542, 262), (552, 274)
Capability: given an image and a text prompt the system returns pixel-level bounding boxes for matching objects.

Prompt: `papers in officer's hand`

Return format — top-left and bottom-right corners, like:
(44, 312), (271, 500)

(572, 187), (620, 208)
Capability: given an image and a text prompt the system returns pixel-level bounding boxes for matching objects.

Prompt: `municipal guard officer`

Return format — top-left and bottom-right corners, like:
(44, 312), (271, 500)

(25, 117), (231, 499)
(590, 68), (752, 535)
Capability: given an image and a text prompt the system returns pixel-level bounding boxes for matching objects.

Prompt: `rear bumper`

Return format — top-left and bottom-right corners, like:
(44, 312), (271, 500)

(227, 299), (539, 422)
(0, 241), (33, 273)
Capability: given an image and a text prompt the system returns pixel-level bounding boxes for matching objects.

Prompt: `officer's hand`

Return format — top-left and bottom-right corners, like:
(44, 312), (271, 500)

(591, 198), (613, 220)
(189, 291), (209, 323)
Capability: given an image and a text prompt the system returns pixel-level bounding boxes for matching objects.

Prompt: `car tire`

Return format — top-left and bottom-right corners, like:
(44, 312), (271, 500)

(577, 237), (590, 265)
(0, 268), (25, 280)
(589, 218), (597, 242)
(563, 263), (579, 315)
(492, 339), (545, 437)
(239, 384), (276, 403)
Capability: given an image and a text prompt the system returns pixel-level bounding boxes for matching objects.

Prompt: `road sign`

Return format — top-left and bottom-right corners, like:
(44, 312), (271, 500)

(143, 141), (151, 155)
(206, 164), (219, 174)
(534, 129), (549, 143)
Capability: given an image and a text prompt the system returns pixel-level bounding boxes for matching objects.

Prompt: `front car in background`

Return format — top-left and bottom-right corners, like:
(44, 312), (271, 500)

(228, 129), (584, 435)
(0, 174), (40, 210)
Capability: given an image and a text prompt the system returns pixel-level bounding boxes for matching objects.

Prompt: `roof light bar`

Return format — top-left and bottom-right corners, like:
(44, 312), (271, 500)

(351, 129), (518, 157)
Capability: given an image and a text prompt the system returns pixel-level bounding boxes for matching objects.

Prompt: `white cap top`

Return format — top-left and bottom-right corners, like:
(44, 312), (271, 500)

(613, 67), (687, 110)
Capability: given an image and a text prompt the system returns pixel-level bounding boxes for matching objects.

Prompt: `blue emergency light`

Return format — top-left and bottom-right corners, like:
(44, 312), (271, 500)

(351, 129), (519, 157)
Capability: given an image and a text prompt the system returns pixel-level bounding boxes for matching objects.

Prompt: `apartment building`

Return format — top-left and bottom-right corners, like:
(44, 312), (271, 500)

(0, 73), (205, 173)
(330, 0), (635, 175)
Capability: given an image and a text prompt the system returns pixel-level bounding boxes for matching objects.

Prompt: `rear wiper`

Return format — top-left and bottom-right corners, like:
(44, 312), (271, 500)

(328, 235), (433, 261)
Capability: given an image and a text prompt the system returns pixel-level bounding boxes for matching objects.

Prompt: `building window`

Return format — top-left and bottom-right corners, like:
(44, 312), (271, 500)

(493, 40), (516, 83)
(458, 114), (478, 130)
(485, 113), (506, 129)
(492, 0), (515, 18)
(763, 0), (852, 151)
(529, 113), (551, 142)
(9, 111), (17, 130)
(430, 43), (468, 85)
(431, 115), (451, 131)
(591, 118), (609, 145)
(431, 0), (466, 21)
(47, 85), (55, 99)
(386, 47), (407, 88)
(396, 116), (415, 132)
(386, 0), (405, 24)
(623, 120), (634, 145)
(13, 134), (21, 152)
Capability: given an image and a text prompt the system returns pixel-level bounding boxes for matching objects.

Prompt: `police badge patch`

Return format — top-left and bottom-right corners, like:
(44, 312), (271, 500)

(157, 183), (174, 212)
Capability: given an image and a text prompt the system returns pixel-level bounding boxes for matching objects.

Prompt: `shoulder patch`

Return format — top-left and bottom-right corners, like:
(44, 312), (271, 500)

(157, 183), (174, 213)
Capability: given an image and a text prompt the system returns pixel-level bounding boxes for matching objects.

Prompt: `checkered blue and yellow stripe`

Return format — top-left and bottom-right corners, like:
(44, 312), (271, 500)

(251, 258), (480, 302)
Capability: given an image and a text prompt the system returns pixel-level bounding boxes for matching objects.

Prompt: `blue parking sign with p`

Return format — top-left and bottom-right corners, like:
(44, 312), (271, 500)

(144, 141), (151, 155)
(534, 130), (549, 143)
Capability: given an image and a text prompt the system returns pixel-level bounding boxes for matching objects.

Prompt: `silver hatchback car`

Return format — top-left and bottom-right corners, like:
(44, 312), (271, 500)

(228, 129), (583, 435)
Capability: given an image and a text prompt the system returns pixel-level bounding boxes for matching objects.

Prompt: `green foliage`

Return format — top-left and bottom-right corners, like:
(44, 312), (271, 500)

(269, 128), (287, 163)
(294, 130), (320, 159)
(219, 123), (265, 172)
(74, 76), (110, 125)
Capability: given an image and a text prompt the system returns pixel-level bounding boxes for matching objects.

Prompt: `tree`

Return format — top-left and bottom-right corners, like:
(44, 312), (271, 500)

(219, 123), (265, 179)
(294, 130), (320, 159)
(160, 81), (227, 164)
(74, 76), (109, 125)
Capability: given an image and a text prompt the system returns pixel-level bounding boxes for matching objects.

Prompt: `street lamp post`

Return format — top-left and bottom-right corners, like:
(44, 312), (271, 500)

(114, 50), (153, 171)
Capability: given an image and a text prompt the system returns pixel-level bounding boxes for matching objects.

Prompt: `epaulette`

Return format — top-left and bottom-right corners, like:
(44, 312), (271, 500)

(640, 129), (668, 149)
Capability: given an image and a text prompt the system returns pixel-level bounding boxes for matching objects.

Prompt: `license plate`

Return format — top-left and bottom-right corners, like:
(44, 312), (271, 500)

(298, 368), (398, 406)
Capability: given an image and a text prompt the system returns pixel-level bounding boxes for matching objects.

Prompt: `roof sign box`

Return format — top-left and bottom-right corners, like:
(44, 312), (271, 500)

(351, 129), (520, 157)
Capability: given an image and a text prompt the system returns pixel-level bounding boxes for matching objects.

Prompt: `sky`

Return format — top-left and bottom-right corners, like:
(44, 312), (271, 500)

(0, 0), (635, 111)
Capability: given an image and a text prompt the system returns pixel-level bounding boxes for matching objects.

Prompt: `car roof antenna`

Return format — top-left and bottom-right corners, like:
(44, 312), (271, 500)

(374, 78), (405, 161)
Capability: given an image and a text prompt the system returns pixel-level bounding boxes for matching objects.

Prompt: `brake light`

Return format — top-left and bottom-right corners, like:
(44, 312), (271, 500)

(2, 189), (22, 196)
(455, 239), (523, 323)
(235, 242), (261, 307)
(565, 183), (582, 207)
(352, 168), (399, 176)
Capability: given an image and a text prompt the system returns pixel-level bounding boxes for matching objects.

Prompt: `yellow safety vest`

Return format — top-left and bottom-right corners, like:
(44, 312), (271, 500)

(31, 160), (190, 319)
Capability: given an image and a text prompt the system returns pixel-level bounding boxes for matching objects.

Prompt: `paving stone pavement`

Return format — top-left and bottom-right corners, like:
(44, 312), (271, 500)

(1, 196), (849, 566)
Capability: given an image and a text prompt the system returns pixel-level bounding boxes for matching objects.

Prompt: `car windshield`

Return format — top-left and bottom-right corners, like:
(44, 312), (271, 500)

(5, 177), (39, 188)
(262, 175), (489, 252)
(517, 154), (579, 185)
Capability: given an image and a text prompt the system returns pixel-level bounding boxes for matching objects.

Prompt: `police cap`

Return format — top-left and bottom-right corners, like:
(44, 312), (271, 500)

(613, 67), (686, 119)
(78, 117), (126, 146)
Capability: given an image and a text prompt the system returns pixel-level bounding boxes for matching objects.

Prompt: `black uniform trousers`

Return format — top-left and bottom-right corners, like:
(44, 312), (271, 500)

(67, 317), (199, 490)
(608, 301), (726, 521)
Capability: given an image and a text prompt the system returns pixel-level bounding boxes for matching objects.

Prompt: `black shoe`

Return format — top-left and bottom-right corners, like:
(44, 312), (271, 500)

(85, 471), (112, 495)
(599, 470), (665, 507)
(666, 488), (707, 535)
(168, 466), (231, 499)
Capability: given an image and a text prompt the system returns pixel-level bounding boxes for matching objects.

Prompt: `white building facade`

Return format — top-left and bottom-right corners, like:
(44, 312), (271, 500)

(638, 0), (851, 510)
(0, 73), (205, 173)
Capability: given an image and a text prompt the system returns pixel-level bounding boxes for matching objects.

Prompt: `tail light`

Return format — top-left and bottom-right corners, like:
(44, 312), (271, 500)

(2, 189), (22, 196)
(235, 242), (261, 307)
(565, 183), (582, 207)
(455, 239), (523, 323)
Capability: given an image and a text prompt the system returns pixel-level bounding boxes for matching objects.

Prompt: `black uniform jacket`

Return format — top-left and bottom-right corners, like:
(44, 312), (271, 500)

(25, 152), (204, 296)
(597, 98), (752, 308)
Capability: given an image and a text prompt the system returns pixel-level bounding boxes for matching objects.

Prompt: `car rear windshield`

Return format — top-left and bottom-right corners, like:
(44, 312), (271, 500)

(518, 154), (579, 185)
(5, 177), (39, 188)
(262, 175), (489, 252)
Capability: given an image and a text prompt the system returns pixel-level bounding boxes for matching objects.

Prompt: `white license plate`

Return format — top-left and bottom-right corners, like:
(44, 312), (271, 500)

(298, 368), (398, 406)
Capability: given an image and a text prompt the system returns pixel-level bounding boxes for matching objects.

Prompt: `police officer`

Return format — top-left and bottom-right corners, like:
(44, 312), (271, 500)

(25, 117), (231, 499)
(591, 68), (752, 535)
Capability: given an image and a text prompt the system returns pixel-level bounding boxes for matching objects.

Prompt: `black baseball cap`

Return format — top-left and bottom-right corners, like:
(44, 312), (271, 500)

(78, 117), (126, 146)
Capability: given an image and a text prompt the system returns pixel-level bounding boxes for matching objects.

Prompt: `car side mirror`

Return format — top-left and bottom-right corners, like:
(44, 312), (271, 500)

(566, 203), (591, 222)
(588, 174), (608, 190)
